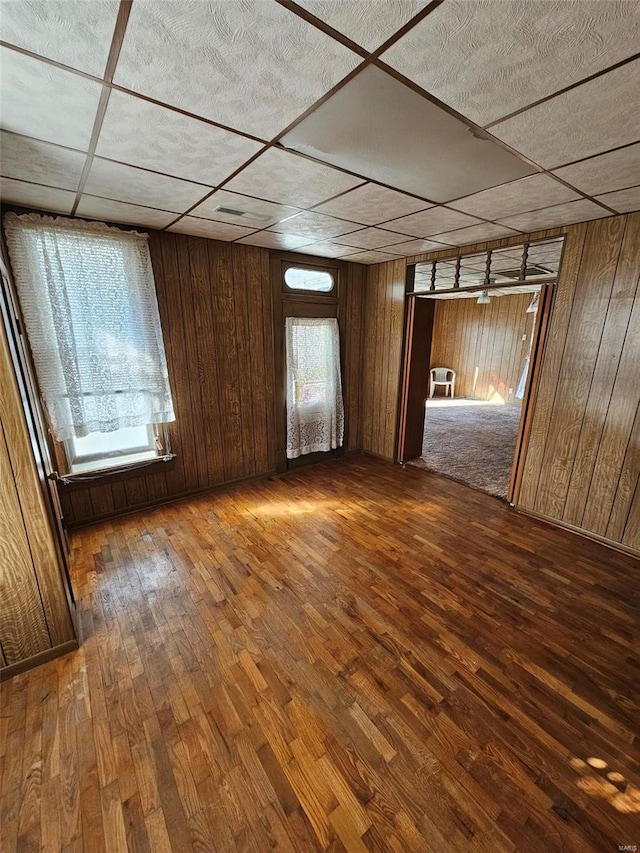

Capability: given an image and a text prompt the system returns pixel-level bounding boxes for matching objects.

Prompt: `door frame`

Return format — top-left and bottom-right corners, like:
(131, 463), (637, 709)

(270, 251), (346, 473)
(396, 278), (555, 504)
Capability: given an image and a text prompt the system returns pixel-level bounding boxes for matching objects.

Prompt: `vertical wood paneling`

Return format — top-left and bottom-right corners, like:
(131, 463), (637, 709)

(341, 262), (366, 451)
(518, 212), (640, 552)
(429, 293), (531, 401)
(361, 260), (406, 460)
(534, 216), (626, 519)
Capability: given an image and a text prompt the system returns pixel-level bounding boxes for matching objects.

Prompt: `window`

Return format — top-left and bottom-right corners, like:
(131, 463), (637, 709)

(4, 212), (175, 476)
(285, 317), (344, 458)
(284, 267), (334, 292)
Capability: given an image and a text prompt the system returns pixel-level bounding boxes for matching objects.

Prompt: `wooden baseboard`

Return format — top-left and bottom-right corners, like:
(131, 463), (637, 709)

(0, 640), (79, 681)
(514, 505), (639, 561)
(361, 449), (395, 463)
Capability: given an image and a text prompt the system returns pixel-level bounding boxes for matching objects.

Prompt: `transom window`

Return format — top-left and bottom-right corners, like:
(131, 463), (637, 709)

(284, 267), (334, 292)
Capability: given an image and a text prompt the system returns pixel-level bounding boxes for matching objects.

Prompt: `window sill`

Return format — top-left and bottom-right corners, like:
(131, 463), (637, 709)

(56, 453), (176, 491)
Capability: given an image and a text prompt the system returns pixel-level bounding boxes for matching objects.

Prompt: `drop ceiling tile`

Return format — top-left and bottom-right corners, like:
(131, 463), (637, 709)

(96, 91), (263, 186)
(268, 211), (360, 239)
(294, 0), (428, 50)
(491, 61), (640, 168)
(451, 174), (582, 220)
(0, 47), (103, 149)
(294, 242), (361, 259)
(225, 148), (364, 208)
(0, 178), (76, 214)
(191, 190), (301, 227)
(168, 216), (258, 241)
(237, 231), (316, 251)
(76, 196), (176, 229)
(382, 207), (481, 237)
(0, 1), (120, 75)
(313, 182), (432, 224)
(381, 0), (640, 126)
(114, 0), (361, 139)
(339, 250), (406, 264)
(281, 65), (534, 202)
(595, 185), (640, 213)
(377, 238), (452, 256)
(0, 132), (86, 191)
(431, 222), (522, 246)
(331, 227), (412, 250)
(497, 199), (611, 232)
(552, 143), (640, 196)
(84, 159), (208, 212)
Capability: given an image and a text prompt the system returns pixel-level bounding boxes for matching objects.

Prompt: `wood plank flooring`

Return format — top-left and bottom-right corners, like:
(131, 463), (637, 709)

(1, 455), (639, 852)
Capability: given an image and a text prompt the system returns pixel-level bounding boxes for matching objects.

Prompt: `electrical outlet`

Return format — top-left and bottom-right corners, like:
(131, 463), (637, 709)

(522, 333), (527, 341)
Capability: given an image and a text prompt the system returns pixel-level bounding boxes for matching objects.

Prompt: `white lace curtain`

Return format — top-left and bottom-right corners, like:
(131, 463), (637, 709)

(285, 317), (344, 459)
(4, 212), (175, 441)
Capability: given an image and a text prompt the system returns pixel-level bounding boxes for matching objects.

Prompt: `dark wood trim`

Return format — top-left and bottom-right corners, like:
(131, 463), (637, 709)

(0, 639), (78, 681)
(508, 282), (554, 503)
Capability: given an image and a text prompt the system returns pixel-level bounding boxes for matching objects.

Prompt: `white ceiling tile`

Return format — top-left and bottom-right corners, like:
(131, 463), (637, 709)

(84, 159), (208, 212)
(491, 61), (640, 168)
(114, 0), (361, 139)
(339, 250), (406, 264)
(96, 90), (263, 186)
(225, 148), (364, 208)
(331, 227), (411, 250)
(191, 190), (301, 227)
(314, 183), (431, 225)
(0, 47), (103, 149)
(293, 242), (361, 258)
(431, 223), (522, 246)
(0, 132), (86, 190)
(168, 216), (258, 241)
(376, 238), (452, 256)
(268, 211), (359, 239)
(281, 66), (534, 202)
(381, 0), (640, 126)
(497, 199), (611, 231)
(0, 1), (120, 76)
(451, 174), (582, 220)
(552, 144), (640, 196)
(0, 178), (76, 214)
(294, 0), (428, 50)
(237, 231), (316, 250)
(76, 196), (177, 229)
(382, 206), (481, 237)
(595, 185), (640, 213)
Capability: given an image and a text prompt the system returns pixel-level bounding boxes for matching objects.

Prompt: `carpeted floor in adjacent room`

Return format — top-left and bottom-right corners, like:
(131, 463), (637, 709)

(407, 398), (522, 498)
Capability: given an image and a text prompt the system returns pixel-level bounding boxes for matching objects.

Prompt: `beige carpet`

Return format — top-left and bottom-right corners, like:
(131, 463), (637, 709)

(407, 400), (522, 499)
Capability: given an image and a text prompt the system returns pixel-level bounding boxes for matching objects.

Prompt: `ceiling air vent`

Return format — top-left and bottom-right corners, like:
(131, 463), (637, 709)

(214, 206), (270, 222)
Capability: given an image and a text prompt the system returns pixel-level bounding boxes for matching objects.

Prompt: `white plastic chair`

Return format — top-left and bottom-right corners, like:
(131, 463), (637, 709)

(430, 367), (456, 399)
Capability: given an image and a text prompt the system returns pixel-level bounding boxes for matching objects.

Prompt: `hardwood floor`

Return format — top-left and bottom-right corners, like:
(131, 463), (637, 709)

(1, 455), (638, 852)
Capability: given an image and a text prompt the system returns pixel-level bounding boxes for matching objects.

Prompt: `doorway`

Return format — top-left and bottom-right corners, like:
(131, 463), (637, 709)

(397, 238), (563, 503)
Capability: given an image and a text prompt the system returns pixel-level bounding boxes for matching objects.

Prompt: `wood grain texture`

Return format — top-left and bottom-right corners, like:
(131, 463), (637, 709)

(0, 283), (76, 670)
(430, 292), (531, 401)
(2, 456), (639, 852)
(361, 259), (406, 460)
(518, 212), (640, 551)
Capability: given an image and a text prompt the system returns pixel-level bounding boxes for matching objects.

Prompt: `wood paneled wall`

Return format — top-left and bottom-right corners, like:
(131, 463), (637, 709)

(519, 213), (640, 552)
(361, 259), (406, 459)
(430, 292), (533, 402)
(54, 231), (366, 525)
(361, 213), (640, 553)
(0, 290), (76, 674)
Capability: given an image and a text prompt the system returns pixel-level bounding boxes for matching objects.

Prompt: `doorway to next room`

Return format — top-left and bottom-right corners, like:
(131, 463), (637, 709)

(397, 237), (564, 503)
(407, 287), (540, 499)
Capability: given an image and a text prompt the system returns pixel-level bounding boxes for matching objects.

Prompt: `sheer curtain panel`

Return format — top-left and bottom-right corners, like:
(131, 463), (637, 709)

(4, 212), (175, 441)
(285, 317), (344, 459)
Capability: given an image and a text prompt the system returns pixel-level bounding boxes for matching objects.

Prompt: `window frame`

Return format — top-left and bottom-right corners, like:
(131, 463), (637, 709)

(281, 260), (338, 300)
